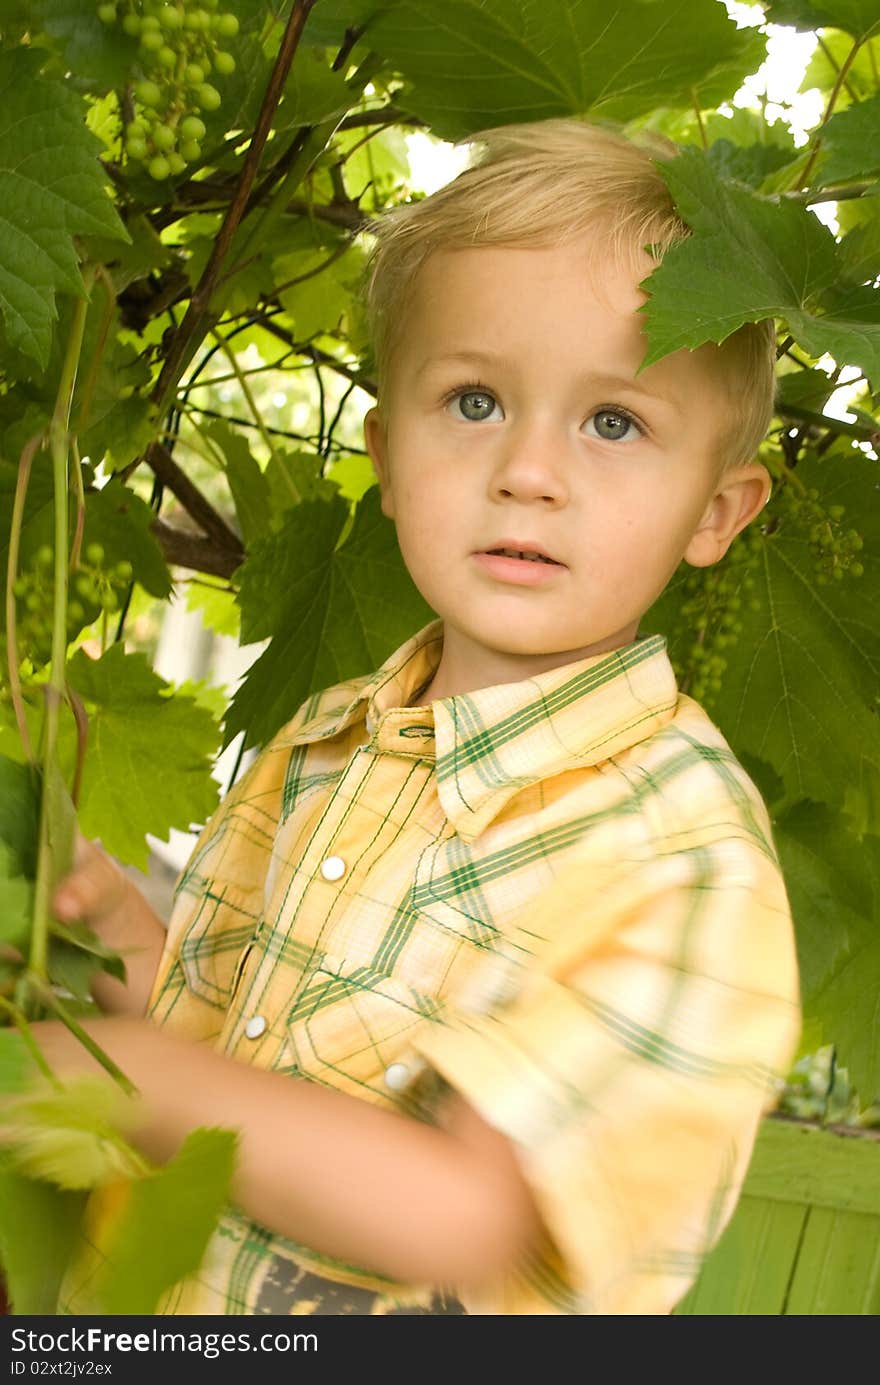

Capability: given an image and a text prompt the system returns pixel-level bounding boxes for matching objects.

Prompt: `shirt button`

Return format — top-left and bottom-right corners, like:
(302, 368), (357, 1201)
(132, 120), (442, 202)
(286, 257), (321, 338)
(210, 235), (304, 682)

(244, 1015), (267, 1039)
(384, 1062), (409, 1091)
(320, 855), (346, 882)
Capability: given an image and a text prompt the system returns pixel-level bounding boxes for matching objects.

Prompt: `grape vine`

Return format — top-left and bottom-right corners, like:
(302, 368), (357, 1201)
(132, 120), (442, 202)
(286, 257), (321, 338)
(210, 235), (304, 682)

(98, 0), (240, 178)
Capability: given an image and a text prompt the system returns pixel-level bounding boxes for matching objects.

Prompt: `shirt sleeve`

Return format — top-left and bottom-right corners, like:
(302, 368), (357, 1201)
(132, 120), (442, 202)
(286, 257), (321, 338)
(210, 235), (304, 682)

(413, 831), (802, 1315)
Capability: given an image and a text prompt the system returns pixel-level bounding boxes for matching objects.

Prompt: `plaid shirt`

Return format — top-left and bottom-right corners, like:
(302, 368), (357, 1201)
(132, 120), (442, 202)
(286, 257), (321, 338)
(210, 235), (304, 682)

(134, 619), (797, 1314)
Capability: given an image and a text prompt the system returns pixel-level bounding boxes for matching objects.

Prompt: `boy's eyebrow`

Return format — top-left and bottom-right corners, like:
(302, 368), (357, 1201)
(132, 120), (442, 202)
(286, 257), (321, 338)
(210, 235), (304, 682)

(416, 352), (683, 412)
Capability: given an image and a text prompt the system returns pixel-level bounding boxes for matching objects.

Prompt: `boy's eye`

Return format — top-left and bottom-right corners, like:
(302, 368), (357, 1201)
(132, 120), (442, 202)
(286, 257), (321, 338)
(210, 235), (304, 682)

(448, 389), (502, 422)
(585, 409), (640, 442)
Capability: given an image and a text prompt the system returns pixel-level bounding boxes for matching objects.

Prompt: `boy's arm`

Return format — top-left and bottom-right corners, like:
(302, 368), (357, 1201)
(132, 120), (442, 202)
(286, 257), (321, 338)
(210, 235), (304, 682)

(28, 1015), (541, 1289)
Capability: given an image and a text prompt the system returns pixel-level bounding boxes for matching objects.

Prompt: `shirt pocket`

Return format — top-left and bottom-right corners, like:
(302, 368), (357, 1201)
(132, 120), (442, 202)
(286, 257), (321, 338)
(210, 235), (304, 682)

(283, 952), (443, 1098)
(177, 894), (259, 1011)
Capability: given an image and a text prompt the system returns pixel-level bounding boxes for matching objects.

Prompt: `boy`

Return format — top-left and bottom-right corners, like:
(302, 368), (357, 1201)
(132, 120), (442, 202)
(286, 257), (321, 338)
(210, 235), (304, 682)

(40, 119), (799, 1315)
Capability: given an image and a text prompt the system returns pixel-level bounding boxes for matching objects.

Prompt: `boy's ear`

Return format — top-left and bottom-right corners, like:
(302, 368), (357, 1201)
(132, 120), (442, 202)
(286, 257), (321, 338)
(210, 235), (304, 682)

(364, 406), (395, 519)
(684, 462), (772, 568)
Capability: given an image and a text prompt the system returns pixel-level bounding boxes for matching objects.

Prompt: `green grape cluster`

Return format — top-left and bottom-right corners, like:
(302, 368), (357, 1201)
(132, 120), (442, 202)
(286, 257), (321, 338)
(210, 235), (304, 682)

(677, 527), (762, 706)
(97, 0), (240, 179)
(776, 485), (865, 586)
(11, 544), (134, 668)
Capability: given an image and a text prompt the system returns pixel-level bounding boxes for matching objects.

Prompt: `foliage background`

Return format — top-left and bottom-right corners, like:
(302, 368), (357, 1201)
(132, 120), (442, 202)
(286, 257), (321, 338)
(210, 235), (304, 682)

(0, 2), (878, 1291)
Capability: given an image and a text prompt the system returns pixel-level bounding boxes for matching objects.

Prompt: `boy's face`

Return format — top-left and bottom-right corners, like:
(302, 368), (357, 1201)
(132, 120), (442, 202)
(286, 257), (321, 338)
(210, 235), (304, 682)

(365, 242), (770, 694)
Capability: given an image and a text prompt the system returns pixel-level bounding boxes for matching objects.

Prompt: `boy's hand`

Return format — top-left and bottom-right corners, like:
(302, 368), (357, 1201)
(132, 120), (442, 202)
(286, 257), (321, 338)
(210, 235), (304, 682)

(51, 833), (168, 1018)
(52, 832), (130, 931)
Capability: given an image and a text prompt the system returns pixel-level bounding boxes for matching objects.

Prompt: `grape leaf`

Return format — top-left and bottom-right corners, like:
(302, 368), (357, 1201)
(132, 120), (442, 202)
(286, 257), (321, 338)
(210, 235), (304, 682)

(0, 1031), (33, 1097)
(775, 800), (880, 1100)
(225, 486), (435, 750)
(203, 420), (272, 547)
(30, 0), (140, 92)
(0, 48), (127, 368)
(819, 93), (880, 184)
(63, 645), (220, 869)
(764, 0), (880, 40)
(647, 450), (880, 830)
(83, 479), (173, 600)
(0, 1168), (86, 1313)
(641, 146), (880, 384)
(0, 1077), (143, 1189)
(0, 756), (39, 879)
(340, 0), (766, 140)
(80, 1127), (238, 1315)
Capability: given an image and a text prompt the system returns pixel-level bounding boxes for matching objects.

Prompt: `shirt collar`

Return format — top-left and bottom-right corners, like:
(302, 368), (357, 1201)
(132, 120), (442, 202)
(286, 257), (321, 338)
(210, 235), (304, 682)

(290, 619), (679, 843)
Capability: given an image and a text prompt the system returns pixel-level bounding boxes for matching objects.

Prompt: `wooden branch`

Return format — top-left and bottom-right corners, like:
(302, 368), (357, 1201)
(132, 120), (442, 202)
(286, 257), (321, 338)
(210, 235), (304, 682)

(151, 0), (319, 416)
(150, 517), (244, 579)
(145, 440), (244, 552)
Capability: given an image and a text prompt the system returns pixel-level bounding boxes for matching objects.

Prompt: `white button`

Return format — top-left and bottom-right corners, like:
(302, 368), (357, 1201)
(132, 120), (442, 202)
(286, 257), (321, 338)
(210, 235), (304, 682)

(320, 855), (346, 882)
(384, 1062), (409, 1091)
(244, 1015), (267, 1039)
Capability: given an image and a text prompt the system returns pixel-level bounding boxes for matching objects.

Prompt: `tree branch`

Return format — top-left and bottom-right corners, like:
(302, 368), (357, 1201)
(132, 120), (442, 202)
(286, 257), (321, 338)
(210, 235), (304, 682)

(144, 441), (243, 552)
(151, 0), (319, 416)
(150, 517), (244, 579)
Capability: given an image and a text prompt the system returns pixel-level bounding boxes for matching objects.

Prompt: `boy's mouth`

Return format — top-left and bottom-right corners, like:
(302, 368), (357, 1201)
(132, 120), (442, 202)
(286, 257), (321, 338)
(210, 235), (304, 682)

(473, 541), (566, 585)
(477, 539), (564, 566)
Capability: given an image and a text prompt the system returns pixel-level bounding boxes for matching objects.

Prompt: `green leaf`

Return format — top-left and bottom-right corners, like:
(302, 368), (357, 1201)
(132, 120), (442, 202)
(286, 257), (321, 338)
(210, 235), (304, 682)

(0, 756), (39, 879)
(641, 146), (880, 384)
(707, 136), (797, 189)
(0, 1031), (33, 1097)
(204, 420), (272, 547)
(819, 93), (880, 184)
(764, 0), (880, 41)
(83, 479), (173, 600)
(64, 645), (220, 869)
(0, 1077), (144, 1189)
(225, 486), (435, 749)
(355, 0), (765, 139)
(83, 1127), (237, 1315)
(185, 579), (241, 640)
(775, 800), (880, 1100)
(31, 0), (140, 92)
(653, 450), (880, 829)
(264, 448), (339, 520)
(0, 48), (127, 368)
(0, 1168), (86, 1313)
(48, 918), (127, 1002)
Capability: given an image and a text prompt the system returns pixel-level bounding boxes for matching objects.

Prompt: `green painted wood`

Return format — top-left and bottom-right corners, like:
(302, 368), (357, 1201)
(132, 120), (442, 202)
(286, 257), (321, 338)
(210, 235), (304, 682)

(675, 1197), (806, 1315)
(676, 1119), (880, 1314)
(745, 1119), (880, 1216)
(784, 1208), (880, 1315)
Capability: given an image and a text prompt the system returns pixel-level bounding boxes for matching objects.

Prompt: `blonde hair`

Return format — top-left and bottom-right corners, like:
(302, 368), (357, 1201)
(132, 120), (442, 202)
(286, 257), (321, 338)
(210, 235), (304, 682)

(363, 119), (777, 469)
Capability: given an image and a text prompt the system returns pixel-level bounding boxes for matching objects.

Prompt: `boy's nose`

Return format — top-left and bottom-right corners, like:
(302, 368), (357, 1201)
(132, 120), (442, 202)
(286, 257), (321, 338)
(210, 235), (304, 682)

(490, 422), (570, 503)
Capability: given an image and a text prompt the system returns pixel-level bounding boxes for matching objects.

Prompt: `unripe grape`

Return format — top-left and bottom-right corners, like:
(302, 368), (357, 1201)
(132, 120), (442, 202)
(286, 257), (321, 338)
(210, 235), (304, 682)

(12, 576), (28, 598)
(215, 12), (239, 36)
(68, 601), (85, 623)
(196, 83), (221, 110)
(136, 79), (162, 106)
(25, 593), (42, 612)
(180, 114), (206, 140)
(122, 12), (141, 34)
(157, 3), (183, 28)
(152, 123), (176, 150)
(97, 3), (117, 23)
(179, 138), (202, 162)
(140, 27), (164, 49)
(148, 155), (171, 179)
(126, 136), (148, 160)
(168, 152), (187, 175)
(141, 12), (160, 28)
(36, 544), (54, 568)
(101, 590), (120, 613)
(185, 62), (205, 85)
(115, 560), (134, 582)
(213, 50), (235, 74)
(127, 117), (148, 136)
(85, 542), (105, 565)
(828, 504), (846, 519)
(851, 562), (864, 578)
(75, 574), (95, 600)
(157, 44), (177, 68)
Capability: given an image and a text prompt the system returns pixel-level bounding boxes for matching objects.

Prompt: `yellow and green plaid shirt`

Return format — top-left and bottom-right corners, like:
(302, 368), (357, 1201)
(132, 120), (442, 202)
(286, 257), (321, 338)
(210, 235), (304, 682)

(142, 618), (799, 1315)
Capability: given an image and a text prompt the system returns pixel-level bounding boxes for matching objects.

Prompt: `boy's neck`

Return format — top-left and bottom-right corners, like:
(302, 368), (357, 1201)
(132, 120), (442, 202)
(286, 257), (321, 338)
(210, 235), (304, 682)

(403, 625), (639, 708)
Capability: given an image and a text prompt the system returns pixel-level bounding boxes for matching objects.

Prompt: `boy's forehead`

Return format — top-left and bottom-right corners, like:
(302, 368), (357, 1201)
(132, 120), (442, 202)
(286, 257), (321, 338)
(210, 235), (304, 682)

(392, 242), (727, 403)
